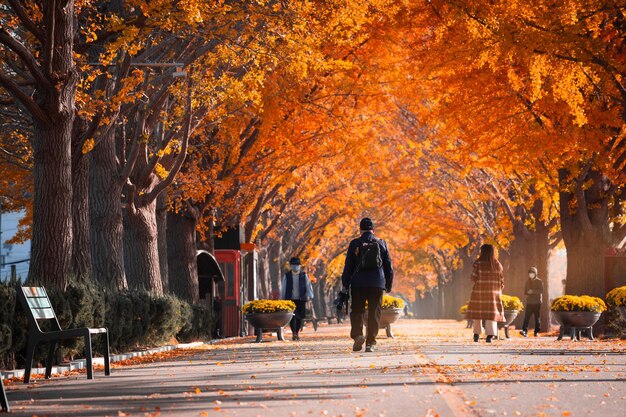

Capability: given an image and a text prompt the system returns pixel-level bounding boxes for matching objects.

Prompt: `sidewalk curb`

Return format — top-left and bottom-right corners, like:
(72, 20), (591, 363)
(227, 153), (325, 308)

(0, 337), (240, 380)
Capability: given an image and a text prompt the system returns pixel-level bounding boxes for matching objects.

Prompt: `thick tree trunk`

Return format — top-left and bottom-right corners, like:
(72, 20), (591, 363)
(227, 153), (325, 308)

(167, 208), (200, 304)
(123, 201), (163, 294)
(28, 1), (77, 289)
(502, 225), (535, 301)
(559, 168), (610, 298)
(89, 130), (126, 290)
(157, 192), (169, 291)
(30, 122), (73, 288)
(562, 235), (606, 297)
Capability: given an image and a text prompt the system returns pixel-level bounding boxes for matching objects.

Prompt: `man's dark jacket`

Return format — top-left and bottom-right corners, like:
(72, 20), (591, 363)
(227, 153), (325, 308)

(341, 231), (393, 291)
(524, 277), (543, 304)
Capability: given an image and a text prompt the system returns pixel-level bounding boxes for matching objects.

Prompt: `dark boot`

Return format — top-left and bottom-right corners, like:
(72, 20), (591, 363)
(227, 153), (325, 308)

(473, 334), (479, 342)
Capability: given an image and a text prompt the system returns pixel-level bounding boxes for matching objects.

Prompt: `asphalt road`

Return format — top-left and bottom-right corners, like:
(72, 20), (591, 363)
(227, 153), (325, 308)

(3, 320), (625, 417)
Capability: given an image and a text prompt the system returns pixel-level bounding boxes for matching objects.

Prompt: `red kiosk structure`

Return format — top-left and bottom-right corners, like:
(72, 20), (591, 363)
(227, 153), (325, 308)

(212, 226), (258, 338)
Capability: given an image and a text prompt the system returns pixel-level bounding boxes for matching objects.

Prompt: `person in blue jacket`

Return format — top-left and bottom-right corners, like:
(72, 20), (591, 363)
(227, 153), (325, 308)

(281, 257), (314, 341)
(341, 218), (394, 352)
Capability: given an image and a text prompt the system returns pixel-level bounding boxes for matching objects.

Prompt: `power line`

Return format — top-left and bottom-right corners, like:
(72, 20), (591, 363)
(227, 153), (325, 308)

(0, 258), (29, 267)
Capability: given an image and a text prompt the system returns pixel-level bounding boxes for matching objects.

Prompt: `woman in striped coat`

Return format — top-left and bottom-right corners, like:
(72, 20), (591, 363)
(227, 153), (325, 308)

(466, 244), (505, 343)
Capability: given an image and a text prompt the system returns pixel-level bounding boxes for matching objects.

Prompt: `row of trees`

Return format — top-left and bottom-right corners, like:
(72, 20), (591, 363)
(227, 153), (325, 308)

(1, 1), (625, 313)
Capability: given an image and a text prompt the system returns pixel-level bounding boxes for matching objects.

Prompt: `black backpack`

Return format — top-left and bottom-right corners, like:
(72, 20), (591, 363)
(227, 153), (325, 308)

(357, 238), (383, 271)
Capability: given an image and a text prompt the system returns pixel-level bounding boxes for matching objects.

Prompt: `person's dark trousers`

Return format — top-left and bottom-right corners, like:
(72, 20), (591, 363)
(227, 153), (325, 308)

(350, 287), (384, 345)
(290, 300), (307, 335)
(522, 303), (541, 334)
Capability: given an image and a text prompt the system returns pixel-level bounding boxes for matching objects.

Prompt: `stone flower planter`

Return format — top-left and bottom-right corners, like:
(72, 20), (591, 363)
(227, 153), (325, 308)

(245, 311), (294, 343)
(365, 308), (403, 338)
(496, 310), (519, 339)
(553, 311), (602, 340)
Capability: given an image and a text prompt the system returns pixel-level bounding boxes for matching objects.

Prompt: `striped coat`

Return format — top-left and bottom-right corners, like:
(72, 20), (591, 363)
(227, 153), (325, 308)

(466, 260), (505, 322)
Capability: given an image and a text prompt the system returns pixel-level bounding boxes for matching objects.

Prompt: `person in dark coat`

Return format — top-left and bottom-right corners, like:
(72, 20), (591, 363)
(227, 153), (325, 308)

(520, 266), (543, 337)
(466, 244), (505, 343)
(281, 257), (314, 341)
(341, 217), (394, 352)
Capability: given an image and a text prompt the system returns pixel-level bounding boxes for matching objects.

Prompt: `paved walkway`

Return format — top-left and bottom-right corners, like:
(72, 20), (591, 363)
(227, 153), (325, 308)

(3, 320), (625, 417)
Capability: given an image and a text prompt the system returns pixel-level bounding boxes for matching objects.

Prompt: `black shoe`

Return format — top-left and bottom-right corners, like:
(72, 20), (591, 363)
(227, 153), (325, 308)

(486, 335), (493, 343)
(473, 333), (479, 342)
(365, 345), (374, 352)
(520, 331), (528, 337)
(353, 335), (365, 352)
(534, 332), (539, 337)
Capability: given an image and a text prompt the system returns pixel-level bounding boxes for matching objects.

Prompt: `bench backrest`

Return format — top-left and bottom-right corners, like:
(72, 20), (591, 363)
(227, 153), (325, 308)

(18, 287), (61, 332)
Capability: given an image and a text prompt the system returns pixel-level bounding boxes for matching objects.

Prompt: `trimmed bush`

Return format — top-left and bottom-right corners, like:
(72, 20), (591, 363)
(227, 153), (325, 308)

(0, 279), (215, 369)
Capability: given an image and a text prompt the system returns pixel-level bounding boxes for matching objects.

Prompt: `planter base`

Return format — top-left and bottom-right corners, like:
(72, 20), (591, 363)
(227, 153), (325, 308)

(557, 326), (594, 341)
(553, 311), (601, 341)
(254, 327), (285, 343)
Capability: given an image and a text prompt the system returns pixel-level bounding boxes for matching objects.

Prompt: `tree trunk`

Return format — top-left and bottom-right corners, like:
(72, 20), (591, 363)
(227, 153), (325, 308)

(257, 245), (270, 299)
(28, 1), (78, 289)
(89, 130), (126, 290)
(70, 130), (91, 281)
(123, 200), (163, 294)
(268, 241), (282, 298)
(167, 208), (200, 304)
(30, 121), (73, 288)
(157, 192), (169, 291)
(535, 219), (551, 331)
(559, 168), (610, 298)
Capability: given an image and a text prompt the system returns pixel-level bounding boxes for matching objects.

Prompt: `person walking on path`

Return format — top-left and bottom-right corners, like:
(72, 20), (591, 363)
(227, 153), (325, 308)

(520, 266), (543, 337)
(341, 217), (394, 352)
(466, 244), (505, 343)
(281, 257), (314, 341)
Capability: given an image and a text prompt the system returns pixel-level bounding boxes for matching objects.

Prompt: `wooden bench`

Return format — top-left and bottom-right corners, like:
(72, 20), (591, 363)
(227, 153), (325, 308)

(0, 373), (9, 412)
(17, 287), (111, 384)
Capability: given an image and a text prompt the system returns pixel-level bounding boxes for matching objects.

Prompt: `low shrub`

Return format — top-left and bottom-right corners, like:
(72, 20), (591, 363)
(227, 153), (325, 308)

(550, 295), (607, 313)
(606, 286), (626, 307)
(501, 294), (524, 311)
(242, 299), (296, 314)
(605, 286), (626, 338)
(0, 279), (214, 369)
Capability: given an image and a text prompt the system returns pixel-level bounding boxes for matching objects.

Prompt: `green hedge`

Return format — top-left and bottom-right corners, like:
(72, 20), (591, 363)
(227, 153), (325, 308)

(0, 279), (215, 369)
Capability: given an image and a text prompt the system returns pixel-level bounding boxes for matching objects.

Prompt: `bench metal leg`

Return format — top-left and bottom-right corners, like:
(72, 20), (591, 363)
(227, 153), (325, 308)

(104, 332), (111, 376)
(504, 325), (510, 339)
(45, 341), (57, 379)
(85, 333), (94, 379)
(1, 376), (9, 412)
(255, 328), (263, 343)
(587, 327), (594, 341)
(23, 338), (36, 384)
(277, 328), (285, 341)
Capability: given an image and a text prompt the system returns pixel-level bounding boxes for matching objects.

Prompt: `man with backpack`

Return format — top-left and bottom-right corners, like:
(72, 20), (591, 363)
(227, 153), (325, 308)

(341, 217), (394, 352)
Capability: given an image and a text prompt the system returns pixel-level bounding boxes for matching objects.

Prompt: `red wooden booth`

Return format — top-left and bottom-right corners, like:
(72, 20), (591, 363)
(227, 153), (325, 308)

(211, 226), (258, 338)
